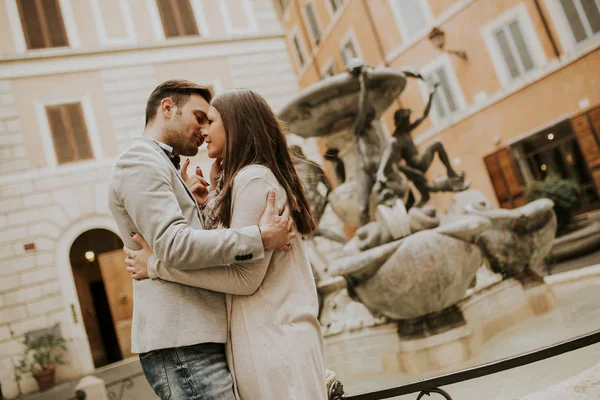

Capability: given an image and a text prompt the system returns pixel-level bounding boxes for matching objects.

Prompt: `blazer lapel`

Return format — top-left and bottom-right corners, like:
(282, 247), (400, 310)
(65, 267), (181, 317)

(173, 163), (206, 226)
(151, 141), (206, 226)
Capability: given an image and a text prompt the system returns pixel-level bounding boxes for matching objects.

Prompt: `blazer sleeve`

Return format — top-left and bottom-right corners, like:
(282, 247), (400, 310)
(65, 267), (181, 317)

(111, 150), (264, 271)
(146, 171), (285, 295)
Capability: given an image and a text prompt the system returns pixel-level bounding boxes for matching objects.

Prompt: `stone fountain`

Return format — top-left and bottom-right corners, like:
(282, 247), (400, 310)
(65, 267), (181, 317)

(278, 61), (558, 380)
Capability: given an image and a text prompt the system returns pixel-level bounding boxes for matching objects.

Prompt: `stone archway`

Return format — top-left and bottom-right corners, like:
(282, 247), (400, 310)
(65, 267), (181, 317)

(54, 216), (125, 375)
(69, 228), (125, 368)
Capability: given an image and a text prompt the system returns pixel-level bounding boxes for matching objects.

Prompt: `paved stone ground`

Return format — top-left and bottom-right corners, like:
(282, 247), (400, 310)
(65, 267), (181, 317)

(521, 361), (600, 400)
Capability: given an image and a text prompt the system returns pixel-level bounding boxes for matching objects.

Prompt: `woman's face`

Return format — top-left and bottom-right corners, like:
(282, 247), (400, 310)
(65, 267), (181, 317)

(203, 105), (226, 159)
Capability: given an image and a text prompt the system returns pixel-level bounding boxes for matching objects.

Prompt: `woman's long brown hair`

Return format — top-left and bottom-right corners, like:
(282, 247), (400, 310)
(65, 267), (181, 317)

(212, 89), (316, 235)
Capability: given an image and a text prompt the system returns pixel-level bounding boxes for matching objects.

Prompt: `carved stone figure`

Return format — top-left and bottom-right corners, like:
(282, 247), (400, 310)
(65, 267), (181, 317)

(290, 145), (332, 226)
(348, 60), (386, 226)
(328, 216), (491, 320)
(466, 198), (557, 279)
(278, 60), (408, 227)
(323, 148), (346, 185)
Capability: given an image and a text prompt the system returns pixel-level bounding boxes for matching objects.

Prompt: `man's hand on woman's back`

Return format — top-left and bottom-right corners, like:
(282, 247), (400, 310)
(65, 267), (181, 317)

(259, 191), (296, 251)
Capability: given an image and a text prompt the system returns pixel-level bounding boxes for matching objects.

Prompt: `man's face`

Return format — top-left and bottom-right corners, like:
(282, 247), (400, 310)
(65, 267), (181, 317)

(165, 94), (210, 157)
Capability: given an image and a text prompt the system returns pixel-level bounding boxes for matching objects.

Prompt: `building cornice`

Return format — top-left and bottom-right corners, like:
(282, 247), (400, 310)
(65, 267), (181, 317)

(0, 32), (286, 79)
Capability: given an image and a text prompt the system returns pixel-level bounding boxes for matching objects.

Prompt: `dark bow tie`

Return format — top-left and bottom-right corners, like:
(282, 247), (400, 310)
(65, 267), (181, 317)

(161, 148), (180, 170)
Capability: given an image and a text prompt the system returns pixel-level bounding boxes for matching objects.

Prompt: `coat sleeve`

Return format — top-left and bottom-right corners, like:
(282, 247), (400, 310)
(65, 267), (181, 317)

(110, 150), (265, 271)
(146, 169), (286, 295)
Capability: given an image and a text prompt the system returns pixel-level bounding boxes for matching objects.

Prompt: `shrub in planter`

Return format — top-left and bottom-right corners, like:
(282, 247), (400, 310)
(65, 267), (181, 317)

(525, 175), (581, 236)
(15, 325), (67, 391)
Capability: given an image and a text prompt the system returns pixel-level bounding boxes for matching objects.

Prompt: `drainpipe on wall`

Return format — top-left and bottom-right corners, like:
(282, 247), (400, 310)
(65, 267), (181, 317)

(533, 0), (561, 59)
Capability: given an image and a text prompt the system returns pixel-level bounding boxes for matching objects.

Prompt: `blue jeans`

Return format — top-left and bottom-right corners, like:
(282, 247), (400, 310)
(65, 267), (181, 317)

(139, 342), (235, 400)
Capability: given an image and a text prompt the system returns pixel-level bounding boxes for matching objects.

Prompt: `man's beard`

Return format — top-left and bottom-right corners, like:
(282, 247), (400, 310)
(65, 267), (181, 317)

(164, 122), (199, 157)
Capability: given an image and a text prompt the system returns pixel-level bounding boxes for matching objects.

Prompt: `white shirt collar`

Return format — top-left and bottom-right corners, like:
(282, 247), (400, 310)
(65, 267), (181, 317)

(153, 139), (175, 156)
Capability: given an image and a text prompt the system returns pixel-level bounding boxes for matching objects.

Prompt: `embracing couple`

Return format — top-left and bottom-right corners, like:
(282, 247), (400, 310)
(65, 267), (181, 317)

(108, 80), (327, 399)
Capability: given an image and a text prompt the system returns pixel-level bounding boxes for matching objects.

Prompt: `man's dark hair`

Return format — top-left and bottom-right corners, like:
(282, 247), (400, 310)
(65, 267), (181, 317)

(145, 80), (212, 126)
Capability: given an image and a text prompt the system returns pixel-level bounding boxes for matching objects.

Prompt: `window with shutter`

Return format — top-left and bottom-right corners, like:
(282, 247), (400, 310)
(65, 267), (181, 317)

(304, 2), (322, 44)
(276, 0), (290, 15)
(390, 0), (429, 40)
(493, 19), (535, 81)
(46, 103), (93, 165)
(559, 0), (600, 45)
(425, 66), (458, 121)
(329, 0), (344, 13)
(322, 62), (337, 79)
(291, 33), (306, 67)
(340, 39), (358, 66)
(156, 0), (199, 38)
(17, 0), (69, 50)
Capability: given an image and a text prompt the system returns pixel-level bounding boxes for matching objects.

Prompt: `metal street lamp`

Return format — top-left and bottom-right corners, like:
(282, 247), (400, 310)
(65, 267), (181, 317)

(428, 27), (468, 61)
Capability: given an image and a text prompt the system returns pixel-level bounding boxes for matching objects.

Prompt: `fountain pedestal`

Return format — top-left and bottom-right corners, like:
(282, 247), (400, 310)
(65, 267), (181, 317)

(324, 278), (555, 378)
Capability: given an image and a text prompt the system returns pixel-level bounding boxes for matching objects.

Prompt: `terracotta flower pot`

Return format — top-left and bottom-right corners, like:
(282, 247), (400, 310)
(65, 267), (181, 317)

(33, 368), (56, 391)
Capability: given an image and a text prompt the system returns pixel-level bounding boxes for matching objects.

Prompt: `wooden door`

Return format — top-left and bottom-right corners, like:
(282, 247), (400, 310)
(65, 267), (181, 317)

(571, 106), (600, 196)
(97, 250), (134, 359)
(484, 148), (525, 209)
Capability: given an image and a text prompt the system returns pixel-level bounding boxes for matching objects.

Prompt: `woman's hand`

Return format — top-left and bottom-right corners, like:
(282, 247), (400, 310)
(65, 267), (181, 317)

(124, 233), (153, 280)
(181, 159), (210, 205)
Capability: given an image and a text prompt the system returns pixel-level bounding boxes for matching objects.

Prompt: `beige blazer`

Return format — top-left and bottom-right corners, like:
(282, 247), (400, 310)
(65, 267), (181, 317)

(107, 137), (264, 353)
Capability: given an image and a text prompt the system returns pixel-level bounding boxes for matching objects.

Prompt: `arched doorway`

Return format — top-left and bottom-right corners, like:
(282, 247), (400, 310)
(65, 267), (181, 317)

(70, 229), (133, 368)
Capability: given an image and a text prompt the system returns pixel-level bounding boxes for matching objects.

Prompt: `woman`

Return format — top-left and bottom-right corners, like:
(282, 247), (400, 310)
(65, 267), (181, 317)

(124, 89), (327, 400)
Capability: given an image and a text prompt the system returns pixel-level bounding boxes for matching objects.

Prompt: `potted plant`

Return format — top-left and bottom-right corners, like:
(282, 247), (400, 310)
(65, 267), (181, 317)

(526, 175), (600, 264)
(15, 325), (67, 391)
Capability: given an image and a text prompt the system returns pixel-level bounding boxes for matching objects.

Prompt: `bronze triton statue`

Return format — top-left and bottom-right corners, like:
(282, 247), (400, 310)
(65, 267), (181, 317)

(375, 76), (470, 207)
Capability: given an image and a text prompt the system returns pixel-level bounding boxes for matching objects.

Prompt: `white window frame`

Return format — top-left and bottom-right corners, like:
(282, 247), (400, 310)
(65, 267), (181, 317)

(147, 0), (210, 41)
(418, 53), (467, 127)
(482, 3), (547, 88)
(289, 26), (309, 70)
(90, 0), (137, 46)
(302, 0), (323, 45)
(35, 95), (104, 169)
(544, 0), (600, 54)
(321, 58), (338, 78)
(5, 0), (80, 53)
(198, 78), (224, 96)
(339, 28), (363, 67)
(388, 0), (434, 43)
(325, 0), (345, 17)
(218, 0), (258, 35)
(275, 0), (290, 16)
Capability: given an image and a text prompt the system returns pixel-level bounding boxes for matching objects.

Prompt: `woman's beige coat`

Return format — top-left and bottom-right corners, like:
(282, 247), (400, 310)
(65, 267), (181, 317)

(148, 164), (327, 400)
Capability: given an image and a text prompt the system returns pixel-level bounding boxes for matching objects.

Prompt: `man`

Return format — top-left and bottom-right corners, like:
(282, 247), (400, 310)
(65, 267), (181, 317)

(108, 80), (294, 399)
